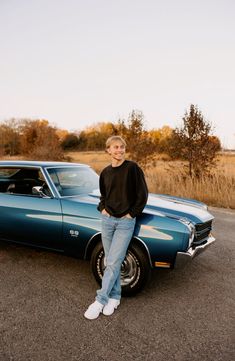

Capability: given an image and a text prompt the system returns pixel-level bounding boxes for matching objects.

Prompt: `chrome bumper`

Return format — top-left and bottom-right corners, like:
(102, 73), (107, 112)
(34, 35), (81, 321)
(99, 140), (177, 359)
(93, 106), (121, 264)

(174, 234), (216, 268)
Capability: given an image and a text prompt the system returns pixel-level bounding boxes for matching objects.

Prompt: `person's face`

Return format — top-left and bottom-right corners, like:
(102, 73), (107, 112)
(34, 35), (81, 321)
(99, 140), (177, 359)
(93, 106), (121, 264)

(107, 141), (126, 161)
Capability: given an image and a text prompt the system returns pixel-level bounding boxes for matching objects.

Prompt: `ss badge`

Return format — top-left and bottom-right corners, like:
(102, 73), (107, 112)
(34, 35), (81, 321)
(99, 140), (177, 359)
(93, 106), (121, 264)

(69, 230), (79, 237)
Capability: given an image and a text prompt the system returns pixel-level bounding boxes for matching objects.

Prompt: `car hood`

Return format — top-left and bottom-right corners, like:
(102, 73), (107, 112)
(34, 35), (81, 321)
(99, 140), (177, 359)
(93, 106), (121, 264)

(143, 193), (213, 224)
(68, 190), (214, 225)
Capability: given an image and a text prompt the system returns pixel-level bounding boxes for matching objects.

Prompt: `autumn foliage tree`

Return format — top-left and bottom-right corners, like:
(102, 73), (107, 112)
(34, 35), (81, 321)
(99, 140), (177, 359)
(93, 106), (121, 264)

(168, 104), (221, 177)
(61, 133), (80, 150)
(117, 110), (156, 168)
(78, 122), (116, 150)
(20, 119), (65, 160)
(149, 125), (173, 153)
(0, 119), (21, 156)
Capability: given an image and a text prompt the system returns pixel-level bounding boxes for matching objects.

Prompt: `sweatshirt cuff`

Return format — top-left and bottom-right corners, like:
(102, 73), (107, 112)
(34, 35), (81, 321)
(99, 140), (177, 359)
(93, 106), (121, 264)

(97, 204), (105, 212)
(129, 210), (136, 218)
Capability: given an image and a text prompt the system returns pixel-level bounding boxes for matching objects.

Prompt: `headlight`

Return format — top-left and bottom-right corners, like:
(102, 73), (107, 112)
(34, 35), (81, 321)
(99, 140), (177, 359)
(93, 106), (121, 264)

(179, 218), (195, 248)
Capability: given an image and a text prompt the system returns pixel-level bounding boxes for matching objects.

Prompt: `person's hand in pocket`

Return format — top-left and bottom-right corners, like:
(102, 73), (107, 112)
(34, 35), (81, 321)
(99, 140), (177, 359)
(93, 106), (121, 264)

(124, 213), (132, 219)
(102, 209), (110, 217)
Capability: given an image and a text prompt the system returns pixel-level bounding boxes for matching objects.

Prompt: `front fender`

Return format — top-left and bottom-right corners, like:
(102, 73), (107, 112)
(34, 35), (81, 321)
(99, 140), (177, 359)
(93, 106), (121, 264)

(135, 213), (189, 265)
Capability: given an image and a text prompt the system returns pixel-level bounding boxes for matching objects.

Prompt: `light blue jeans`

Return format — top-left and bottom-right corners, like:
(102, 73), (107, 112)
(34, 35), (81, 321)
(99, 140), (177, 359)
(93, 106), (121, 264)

(96, 214), (136, 305)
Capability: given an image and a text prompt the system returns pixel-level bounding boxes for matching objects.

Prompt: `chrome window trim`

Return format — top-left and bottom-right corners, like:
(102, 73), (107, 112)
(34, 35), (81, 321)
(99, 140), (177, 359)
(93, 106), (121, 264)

(42, 167), (62, 198)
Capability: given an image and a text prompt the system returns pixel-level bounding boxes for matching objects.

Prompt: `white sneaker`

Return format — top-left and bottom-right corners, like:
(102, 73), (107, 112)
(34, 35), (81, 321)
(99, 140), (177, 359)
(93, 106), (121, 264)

(84, 300), (104, 320)
(103, 298), (120, 316)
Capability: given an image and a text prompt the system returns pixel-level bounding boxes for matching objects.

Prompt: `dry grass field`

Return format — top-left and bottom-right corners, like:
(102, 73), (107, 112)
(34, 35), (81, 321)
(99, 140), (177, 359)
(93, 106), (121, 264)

(67, 151), (235, 209)
(1, 151), (235, 209)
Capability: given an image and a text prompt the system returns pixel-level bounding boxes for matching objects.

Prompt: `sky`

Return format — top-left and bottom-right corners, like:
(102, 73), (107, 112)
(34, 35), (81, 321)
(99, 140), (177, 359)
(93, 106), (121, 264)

(0, 0), (235, 148)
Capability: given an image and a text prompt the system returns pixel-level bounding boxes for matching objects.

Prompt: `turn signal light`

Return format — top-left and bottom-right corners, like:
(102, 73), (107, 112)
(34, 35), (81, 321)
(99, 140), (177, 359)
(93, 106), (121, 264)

(155, 261), (171, 268)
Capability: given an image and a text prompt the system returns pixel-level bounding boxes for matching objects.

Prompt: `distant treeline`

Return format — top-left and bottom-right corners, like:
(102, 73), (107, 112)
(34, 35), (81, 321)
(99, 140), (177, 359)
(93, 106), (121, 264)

(0, 112), (176, 157)
(0, 106), (222, 177)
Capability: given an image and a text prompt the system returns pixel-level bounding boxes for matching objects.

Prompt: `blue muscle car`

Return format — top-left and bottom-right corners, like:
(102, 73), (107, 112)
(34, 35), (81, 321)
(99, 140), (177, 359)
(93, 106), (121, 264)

(0, 161), (215, 295)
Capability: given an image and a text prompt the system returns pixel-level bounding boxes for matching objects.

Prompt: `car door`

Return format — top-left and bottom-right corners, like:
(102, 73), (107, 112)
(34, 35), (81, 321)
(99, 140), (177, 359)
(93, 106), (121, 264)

(0, 194), (62, 250)
(0, 166), (63, 250)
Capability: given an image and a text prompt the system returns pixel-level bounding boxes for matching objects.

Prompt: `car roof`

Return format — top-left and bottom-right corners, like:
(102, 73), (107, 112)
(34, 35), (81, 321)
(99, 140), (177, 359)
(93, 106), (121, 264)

(0, 160), (89, 168)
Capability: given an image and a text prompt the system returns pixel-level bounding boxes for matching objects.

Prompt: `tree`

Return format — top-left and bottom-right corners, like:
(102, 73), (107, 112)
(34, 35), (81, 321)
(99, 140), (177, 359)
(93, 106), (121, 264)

(149, 125), (173, 153)
(61, 133), (80, 150)
(117, 110), (156, 168)
(0, 119), (21, 156)
(168, 104), (221, 177)
(20, 119), (65, 160)
(77, 122), (116, 150)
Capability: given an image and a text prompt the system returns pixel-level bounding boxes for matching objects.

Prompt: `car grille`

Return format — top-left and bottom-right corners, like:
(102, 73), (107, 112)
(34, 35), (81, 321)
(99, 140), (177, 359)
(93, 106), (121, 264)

(193, 220), (213, 247)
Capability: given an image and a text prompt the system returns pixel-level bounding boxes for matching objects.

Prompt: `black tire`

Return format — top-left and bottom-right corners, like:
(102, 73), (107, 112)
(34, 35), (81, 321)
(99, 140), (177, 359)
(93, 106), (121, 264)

(91, 241), (151, 296)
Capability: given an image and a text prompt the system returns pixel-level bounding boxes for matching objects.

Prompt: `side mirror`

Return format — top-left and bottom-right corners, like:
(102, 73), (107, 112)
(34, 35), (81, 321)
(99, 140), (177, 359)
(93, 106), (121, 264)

(32, 186), (51, 198)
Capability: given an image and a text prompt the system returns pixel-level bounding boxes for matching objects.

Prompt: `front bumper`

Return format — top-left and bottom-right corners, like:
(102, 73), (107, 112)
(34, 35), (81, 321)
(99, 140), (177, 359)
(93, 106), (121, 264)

(174, 234), (216, 268)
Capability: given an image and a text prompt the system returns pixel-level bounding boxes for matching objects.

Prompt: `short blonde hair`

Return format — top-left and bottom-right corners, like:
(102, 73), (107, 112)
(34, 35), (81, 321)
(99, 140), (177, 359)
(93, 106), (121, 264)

(106, 135), (126, 149)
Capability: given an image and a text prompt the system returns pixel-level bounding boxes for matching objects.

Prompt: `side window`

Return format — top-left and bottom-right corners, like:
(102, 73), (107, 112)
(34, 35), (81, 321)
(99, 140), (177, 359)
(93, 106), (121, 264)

(0, 167), (48, 196)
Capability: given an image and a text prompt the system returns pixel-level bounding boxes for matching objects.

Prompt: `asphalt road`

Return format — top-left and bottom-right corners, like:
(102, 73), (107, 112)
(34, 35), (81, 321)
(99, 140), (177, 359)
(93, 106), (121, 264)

(0, 207), (234, 361)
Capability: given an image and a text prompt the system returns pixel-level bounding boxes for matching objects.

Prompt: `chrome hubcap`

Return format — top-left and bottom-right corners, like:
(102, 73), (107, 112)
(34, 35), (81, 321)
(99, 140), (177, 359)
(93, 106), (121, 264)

(120, 253), (137, 286)
(100, 251), (137, 286)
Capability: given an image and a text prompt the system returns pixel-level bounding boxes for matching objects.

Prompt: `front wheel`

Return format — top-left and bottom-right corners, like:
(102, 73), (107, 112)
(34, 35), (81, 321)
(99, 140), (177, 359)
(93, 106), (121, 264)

(91, 241), (151, 296)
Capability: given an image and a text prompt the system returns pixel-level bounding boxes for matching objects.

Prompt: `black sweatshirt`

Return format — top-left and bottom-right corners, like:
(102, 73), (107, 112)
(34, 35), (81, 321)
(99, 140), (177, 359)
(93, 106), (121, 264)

(97, 160), (148, 218)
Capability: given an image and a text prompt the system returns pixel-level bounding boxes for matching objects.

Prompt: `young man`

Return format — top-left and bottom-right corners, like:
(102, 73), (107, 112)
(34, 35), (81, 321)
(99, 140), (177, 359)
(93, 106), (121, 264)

(84, 136), (148, 320)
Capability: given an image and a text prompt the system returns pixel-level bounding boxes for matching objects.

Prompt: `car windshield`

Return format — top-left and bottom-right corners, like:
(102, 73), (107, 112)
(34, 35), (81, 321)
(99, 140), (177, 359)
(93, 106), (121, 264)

(46, 166), (99, 197)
